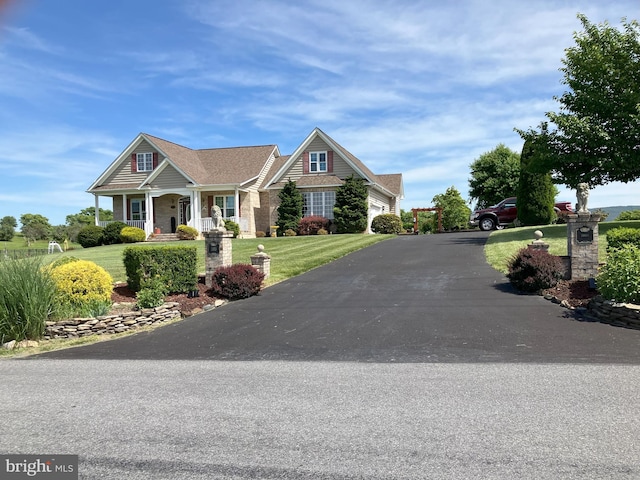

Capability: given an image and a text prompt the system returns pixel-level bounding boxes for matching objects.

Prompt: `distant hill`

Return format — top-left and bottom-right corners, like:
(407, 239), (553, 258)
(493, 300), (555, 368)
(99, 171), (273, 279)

(594, 205), (640, 221)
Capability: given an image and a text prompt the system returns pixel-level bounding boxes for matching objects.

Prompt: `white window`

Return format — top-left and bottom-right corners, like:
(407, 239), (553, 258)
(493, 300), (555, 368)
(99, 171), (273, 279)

(215, 195), (235, 218)
(136, 152), (153, 172)
(309, 152), (327, 172)
(130, 199), (146, 221)
(303, 191), (335, 219)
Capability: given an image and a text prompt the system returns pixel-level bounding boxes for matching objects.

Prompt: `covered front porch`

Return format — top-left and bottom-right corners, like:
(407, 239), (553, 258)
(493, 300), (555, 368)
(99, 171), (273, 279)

(92, 188), (250, 239)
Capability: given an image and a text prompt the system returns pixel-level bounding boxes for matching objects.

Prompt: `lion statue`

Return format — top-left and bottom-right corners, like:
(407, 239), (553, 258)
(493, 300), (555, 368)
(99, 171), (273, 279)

(576, 182), (589, 213)
(211, 205), (226, 231)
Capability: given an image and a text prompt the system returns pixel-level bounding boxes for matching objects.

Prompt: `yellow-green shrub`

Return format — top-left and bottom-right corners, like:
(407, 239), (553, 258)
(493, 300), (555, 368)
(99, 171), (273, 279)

(50, 260), (113, 317)
(120, 226), (146, 243)
(176, 224), (199, 240)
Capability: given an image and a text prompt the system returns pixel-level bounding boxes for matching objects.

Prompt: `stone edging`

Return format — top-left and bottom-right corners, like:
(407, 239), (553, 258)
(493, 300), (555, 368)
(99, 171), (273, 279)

(587, 296), (640, 330)
(44, 302), (182, 339)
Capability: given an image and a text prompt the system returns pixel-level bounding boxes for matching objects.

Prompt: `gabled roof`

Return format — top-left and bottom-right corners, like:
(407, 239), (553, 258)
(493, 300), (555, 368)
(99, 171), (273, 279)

(88, 133), (280, 192)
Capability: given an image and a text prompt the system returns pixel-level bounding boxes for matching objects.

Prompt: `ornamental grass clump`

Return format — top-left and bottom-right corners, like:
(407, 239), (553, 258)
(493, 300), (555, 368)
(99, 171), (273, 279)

(210, 264), (264, 300)
(50, 260), (113, 318)
(597, 244), (640, 304)
(507, 248), (564, 293)
(0, 256), (57, 342)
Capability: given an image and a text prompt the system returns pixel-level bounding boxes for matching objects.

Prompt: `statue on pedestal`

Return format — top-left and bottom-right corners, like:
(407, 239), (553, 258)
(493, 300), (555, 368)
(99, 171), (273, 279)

(576, 182), (590, 213)
(211, 205), (226, 231)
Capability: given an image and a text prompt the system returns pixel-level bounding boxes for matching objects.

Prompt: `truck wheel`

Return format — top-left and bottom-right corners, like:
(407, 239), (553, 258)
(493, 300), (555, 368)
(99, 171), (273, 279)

(479, 217), (496, 231)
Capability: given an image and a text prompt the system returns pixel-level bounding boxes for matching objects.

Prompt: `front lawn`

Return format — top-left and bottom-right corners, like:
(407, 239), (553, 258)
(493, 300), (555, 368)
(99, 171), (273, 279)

(485, 221), (640, 273)
(43, 234), (395, 285)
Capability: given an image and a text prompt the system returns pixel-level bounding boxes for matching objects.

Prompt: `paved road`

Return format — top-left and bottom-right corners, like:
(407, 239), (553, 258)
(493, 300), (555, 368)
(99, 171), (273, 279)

(37, 231), (640, 362)
(5, 232), (640, 479)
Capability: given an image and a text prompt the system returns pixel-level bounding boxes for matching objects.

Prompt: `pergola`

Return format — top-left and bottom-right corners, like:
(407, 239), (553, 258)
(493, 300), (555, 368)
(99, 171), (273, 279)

(412, 207), (443, 233)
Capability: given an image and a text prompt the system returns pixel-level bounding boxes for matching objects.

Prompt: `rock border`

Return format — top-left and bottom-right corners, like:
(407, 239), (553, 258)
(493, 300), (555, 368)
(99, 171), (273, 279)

(587, 296), (640, 330)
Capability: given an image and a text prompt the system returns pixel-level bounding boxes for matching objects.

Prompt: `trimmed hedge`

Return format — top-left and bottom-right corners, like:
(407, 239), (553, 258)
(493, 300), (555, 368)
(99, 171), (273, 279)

(176, 224), (199, 240)
(103, 221), (128, 245)
(77, 225), (104, 248)
(120, 226), (146, 243)
(371, 214), (403, 234)
(123, 245), (198, 293)
(50, 260), (113, 318)
(606, 227), (640, 251)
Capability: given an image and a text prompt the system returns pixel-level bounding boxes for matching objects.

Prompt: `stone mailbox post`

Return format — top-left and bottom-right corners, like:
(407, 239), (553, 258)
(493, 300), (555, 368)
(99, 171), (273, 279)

(204, 227), (233, 287)
(566, 183), (600, 280)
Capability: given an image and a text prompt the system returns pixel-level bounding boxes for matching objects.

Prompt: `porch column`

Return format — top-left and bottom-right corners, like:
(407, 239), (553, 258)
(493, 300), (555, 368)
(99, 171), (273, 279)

(145, 191), (153, 237)
(122, 194), (128, 223)
(194, 190), (202, 234)
(234, 186), (240, 220)
(94, 195), (100, 226)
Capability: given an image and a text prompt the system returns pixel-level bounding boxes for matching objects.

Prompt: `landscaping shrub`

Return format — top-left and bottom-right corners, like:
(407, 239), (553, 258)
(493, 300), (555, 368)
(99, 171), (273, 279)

(317, 228), (328, 235)
(123, 245), (198, 293)
(120, 226), (146, 243)
(210, 264), (264, 300)
(224, 220), (240, 238)
(284, 229), (297, 236)
(616, 210), (640, 221)
(176, 224), (199, 240)
(371, 214), (403, 234)
(136, 277), (168, 309)
(0, 256), (57, 342)
(597, 244), (640, 303)
(256, 231), (266, 238)
(606, 227), (640, 251)
(298, 216), (330, 236)
(103, 221), (128, 245)
(507, 248), (564, 293)
(49, 256), (80, 268)
(77, 225), (104, 248)
(50, 260), (113, 318)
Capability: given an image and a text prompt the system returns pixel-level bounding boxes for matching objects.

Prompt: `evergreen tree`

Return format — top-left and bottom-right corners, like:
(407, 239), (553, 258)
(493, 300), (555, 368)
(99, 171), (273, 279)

(432, 186), (471, 231)
(516, 140), (558, 226)
(276, 179), (303, 233)
(333, 175), (368, 233)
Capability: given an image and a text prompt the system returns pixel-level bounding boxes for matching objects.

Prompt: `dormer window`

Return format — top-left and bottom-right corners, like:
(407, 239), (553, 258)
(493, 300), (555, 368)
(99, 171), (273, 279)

(136, 152), (154, 172)
(309, 151), (327, 172)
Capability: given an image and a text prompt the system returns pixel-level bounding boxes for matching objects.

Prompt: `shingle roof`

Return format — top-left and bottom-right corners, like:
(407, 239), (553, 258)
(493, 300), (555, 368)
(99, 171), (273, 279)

(143, 133), (277, 186)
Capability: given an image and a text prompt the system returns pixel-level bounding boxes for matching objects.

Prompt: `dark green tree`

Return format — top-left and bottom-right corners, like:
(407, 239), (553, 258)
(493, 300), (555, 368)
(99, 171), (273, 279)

(517, 14), (640, 188)
(20, 213), (52, 243)
(276, 179), (303, 233)
(432, 186), (471, 231)
(333, 175), (368, 234)
(516, 139), (558, 226)
(0, 215), (17, 241)
(468, 144), (520, 209)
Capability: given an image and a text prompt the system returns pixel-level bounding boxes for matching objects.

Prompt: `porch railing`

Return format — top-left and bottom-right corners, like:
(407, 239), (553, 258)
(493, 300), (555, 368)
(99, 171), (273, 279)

(98, 220), (147, 230)
(201, 216), (249, 232)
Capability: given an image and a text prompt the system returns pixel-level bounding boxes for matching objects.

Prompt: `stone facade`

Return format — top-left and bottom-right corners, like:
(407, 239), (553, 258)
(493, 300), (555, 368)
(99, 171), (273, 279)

(204, 230), (233, 287)
(45, 303), (181, 339)
(566, 213), (601, 280)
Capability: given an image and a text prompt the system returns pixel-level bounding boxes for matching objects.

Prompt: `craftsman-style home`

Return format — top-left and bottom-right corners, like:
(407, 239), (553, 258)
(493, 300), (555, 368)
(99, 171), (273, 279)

(87, 128), (404, 238)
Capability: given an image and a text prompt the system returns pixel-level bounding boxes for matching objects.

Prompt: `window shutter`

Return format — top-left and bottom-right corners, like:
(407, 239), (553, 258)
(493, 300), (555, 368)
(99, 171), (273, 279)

(131, 153), (137, 173)
(327, 150), (334, 173)
(152, 152), (158, 169)
(303, 151), (309, 174)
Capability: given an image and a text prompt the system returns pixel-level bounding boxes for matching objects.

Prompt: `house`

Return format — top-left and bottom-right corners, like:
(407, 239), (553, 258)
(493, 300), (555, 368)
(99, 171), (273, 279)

(87, 128), (404, 238)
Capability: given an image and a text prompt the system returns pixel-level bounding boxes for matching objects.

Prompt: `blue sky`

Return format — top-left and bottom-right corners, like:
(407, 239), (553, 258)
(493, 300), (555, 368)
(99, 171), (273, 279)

(0, 0), (638, 227)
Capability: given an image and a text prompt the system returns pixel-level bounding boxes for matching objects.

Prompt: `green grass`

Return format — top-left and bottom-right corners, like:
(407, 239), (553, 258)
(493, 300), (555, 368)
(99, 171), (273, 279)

(42, 234), (394, 285)
(1, 234), (81, 251)
(485, 220), (640, 273)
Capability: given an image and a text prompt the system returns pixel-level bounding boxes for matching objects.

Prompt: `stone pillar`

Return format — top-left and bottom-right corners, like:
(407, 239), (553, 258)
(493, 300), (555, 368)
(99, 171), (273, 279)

(250, 244), (271, 279)
(527, 230), (550, 251)
(204, 228), (233, 287)
(566, 213), (601, 280)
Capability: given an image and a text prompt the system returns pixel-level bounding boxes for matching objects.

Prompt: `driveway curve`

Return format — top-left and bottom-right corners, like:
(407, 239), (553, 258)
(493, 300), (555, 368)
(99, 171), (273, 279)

(38, 231), (640, 363)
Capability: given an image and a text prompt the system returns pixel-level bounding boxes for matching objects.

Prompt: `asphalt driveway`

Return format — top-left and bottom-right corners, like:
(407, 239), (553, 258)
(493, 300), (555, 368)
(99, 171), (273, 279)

(37, 231), (640, 362)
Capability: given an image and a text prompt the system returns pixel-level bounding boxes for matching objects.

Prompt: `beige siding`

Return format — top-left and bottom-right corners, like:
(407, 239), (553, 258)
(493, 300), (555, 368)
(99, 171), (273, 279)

(368, 187), (392, 213)
(152, 165), (189, 189)
(279, 138), (361, 182)
(103, 140), (159, 186)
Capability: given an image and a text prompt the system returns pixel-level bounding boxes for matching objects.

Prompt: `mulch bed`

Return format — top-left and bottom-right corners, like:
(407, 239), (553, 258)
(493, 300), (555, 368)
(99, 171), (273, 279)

(541, 280), (598, 308)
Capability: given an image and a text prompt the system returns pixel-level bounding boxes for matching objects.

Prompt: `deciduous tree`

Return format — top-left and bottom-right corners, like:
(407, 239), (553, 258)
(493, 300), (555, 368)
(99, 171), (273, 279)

(0, 216), (17, 242)
(468, 144), (520, 209)
(432, 186), (471, 231)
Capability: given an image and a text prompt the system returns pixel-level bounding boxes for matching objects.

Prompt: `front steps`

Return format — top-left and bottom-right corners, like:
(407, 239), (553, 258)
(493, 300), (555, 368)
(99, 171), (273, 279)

(147, 233), (180, 242)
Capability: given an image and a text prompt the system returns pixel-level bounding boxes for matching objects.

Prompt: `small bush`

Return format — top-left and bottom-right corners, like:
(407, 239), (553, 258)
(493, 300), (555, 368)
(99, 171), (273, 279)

(284, 229), (297, 236)
(210, 264), (264, 300)
(317, 228), (328, 235)
(597, 245), (640, 303)
(176, 224), (199, 240)
(256, 231), (266, 238)
(507, 248), (564, 293)
(616, 210), (640, 221)
(371, 214), (403, 234)
(0, 257), (57, 342)
(606, 227), (640, 251)
(50, 260), (113, 318)
(77, 225), (104, 248)
(224, 220), (240, 238)
(298, 216), (330, 236)
(123, 245), (198, 293)
(103, 221), (128, 245)
(136, 277), (168, 309)
(120, 226), (146, 243)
